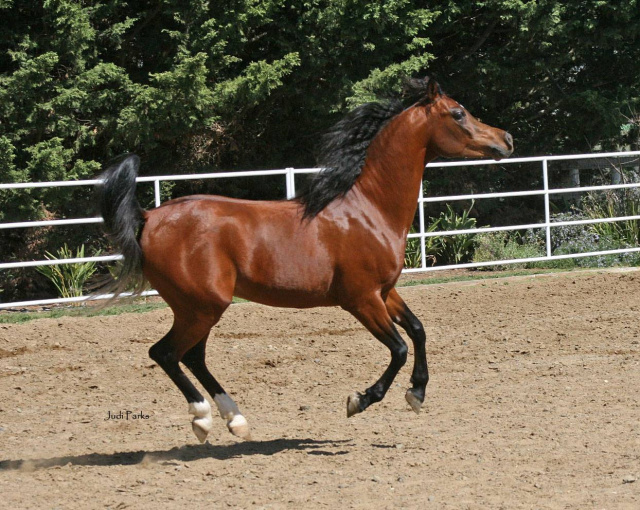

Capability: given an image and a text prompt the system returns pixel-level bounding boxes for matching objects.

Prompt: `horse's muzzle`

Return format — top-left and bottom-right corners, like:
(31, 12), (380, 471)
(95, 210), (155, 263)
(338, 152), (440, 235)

(490, 132), (514, 160)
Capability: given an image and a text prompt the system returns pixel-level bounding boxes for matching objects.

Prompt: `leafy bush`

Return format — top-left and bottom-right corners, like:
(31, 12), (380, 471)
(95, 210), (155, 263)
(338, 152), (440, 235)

(404, 202), (479, 268)
(404, 222), (441, 268)
(526, 212), (640, 269)
(582, 188), (640, 247)
(435, 202), (478, 265)
(473, 231), (545, 270)
(550, 232), (640, 269)
(36, 244), (100, 300)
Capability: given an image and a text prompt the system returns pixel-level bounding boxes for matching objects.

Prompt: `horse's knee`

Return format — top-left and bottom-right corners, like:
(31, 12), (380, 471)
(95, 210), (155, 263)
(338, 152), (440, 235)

(407, 317), (425, 343)
(395, 342), (408, 366)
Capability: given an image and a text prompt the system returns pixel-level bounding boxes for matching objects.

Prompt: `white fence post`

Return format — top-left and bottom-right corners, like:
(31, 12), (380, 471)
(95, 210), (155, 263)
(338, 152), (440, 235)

(154, 179), (161, 207)
(285, 168), (295, 199)
(418, 181), (427, 270)
(542, 158), (552, 258)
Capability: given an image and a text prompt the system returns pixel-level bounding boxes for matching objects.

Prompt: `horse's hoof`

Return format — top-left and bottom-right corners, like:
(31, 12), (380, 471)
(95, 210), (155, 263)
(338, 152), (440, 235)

(405, 389), (423, 415)
(189, 400), (214, 443)
(192, 416), (213, 443)
(347, 393), (362, 418)
(227, 415), (252, 441)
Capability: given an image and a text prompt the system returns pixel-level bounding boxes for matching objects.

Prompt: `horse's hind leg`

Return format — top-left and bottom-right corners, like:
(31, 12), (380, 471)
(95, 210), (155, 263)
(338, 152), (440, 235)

(385, 288), (428, 414)
(182, 337), (251, 440)
(344, 294), (408, 417)
(148, 315), (219, 443)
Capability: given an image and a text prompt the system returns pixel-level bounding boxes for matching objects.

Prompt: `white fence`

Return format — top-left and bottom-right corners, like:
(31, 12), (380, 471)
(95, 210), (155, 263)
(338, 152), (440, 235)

(2, 151), (640, 309)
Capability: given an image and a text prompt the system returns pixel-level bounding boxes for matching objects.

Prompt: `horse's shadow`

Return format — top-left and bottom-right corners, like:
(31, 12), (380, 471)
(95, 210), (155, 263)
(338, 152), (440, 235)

(0, 438), (351, 472)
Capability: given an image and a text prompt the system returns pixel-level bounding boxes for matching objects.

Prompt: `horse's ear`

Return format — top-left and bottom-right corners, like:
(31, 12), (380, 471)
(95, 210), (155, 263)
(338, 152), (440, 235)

(424, 78), (442, 103)
(402, 76), (443, 105)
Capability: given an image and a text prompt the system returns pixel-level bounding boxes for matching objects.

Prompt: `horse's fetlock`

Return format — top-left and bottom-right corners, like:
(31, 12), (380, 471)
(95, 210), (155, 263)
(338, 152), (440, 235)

(411, 371), (429, 385)
(367, 385), (385, 404)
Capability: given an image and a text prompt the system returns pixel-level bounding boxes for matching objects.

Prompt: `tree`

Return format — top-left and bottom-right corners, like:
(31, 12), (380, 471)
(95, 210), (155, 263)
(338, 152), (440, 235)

(1, 0), (640, 300)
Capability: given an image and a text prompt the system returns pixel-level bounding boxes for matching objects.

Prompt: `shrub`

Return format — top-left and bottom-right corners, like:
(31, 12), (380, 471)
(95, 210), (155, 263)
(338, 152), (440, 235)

(582, 188), (640, 246)
(404, 222), (441, 268)
(404, 202), (479, 268)
(473, 231), (545, 270)
(526, 212), (640, 269)
(435, 202), (478, 265)
(36, 244), (100, 300)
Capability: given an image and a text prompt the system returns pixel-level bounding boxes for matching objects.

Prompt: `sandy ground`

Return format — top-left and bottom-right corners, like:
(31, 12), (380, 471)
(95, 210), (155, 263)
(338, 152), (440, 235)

(1, 269), (639, 509)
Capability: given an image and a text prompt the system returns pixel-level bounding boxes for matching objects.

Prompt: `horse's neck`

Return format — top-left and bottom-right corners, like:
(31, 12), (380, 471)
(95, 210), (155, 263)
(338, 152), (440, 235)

(350, 107), (431, 235)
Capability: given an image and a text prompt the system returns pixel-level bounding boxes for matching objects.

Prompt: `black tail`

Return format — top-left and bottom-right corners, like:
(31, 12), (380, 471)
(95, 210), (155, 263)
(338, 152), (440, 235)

(95, 154), (146, 301)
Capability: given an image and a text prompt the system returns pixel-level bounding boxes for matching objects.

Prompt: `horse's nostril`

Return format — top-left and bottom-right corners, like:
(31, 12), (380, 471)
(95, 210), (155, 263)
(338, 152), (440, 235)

(504, 132), (514, 150)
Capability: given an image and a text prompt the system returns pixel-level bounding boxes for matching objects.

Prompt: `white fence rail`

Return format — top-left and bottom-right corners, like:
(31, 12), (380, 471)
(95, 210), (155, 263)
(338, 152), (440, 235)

(2, 151), (640, 309)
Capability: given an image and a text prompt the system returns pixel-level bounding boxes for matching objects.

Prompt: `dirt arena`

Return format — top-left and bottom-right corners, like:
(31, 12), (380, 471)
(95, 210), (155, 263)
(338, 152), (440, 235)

(1, 269), (639, 509)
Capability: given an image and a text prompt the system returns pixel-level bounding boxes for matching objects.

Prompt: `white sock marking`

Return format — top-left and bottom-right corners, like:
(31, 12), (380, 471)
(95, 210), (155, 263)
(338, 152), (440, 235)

(213, 393), (250, 439)
(189, 399), (212, 418)
(188, 399), (213, 442)
(213, 393), (241, 421)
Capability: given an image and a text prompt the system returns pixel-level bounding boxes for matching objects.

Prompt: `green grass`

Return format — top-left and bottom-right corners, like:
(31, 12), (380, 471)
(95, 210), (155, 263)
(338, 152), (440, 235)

(0, 266), (612, 324)
(0, 301), (167, 324)
(396, 267), (577, 287)
(0, 296), (250, 324)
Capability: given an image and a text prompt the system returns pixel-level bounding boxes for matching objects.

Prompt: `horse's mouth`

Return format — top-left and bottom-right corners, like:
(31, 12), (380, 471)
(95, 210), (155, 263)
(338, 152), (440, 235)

(489, 145), (513, 160)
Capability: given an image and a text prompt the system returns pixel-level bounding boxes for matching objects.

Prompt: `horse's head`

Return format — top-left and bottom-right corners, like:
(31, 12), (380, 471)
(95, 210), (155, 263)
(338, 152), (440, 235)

(414, 78), (513, 161)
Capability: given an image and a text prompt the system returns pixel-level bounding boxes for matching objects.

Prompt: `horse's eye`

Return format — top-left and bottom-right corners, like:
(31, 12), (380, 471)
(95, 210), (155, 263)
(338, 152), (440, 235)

(451, 109), (466, 121)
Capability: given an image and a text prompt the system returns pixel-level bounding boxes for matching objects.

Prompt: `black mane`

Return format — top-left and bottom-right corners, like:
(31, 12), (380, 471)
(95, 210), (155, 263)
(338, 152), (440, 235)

(298, 77), (440, 219)
(297, 100), (403, 218)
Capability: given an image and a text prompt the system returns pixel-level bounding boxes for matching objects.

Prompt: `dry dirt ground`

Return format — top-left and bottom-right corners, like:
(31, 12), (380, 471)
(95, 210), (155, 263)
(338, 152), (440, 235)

(1, 270), (639, 509)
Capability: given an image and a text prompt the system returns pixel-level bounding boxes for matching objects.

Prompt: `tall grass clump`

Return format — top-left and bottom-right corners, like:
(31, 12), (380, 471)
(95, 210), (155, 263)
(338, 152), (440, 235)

(582, 188), (640, 247)
(436, 202), (478, 265)
(404, 222), (441, 268)
(36, 244), (100, 300)
(404, 202), (478, 268)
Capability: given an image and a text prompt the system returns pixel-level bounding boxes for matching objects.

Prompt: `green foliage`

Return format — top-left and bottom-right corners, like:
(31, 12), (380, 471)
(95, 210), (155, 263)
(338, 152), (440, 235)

(551, 189), (640, 268)
(525, 212), (640, 269)
(473, 231), (545, 270)
(547, 234), (640, 270)
(2, 0), (639, 182)
(404, 222), (441, 268)
(425, 0), (640, 154)
(436, 202), (478, 265)
(582, 189), (640, 247)
(3, 1), (640, 301)
(36, 244), (100, 299)
(405, 202), (480, 267)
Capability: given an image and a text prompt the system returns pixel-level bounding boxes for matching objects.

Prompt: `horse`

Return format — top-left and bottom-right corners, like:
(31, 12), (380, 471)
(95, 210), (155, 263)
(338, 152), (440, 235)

(96, 77), (513, 443)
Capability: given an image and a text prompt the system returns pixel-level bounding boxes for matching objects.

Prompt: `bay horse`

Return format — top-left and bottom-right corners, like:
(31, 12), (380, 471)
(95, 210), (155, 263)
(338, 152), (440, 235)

(96, 77), (513, 442)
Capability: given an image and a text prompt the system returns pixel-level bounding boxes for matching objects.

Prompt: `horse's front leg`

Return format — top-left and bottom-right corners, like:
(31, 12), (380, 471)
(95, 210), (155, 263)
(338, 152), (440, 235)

(343, 294), (408, 417)
(385, 288), (428, 414)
